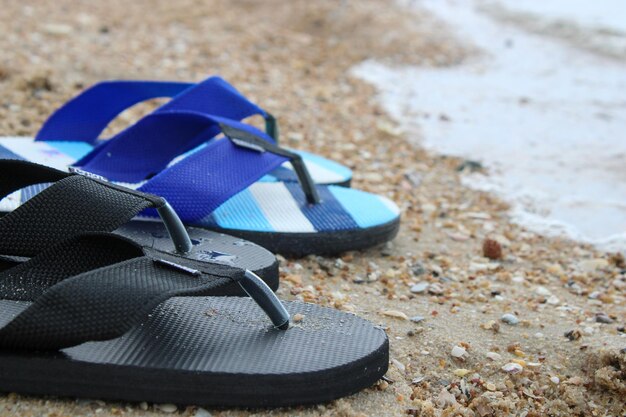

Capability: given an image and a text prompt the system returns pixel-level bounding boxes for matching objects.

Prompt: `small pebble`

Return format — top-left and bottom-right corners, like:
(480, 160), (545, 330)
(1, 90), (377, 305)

(405, 172), (423, 187)
(550, 376), (560, 384)
(535, 286), (552, 296)
(380, 310), (408, 320)
(486, 352), (502, 361)
(501, 313), (520, 325)
(457, 159), (483, 172)
(454, 368), (470, 377)
(366, 271), (380, 282)
(501, 363), (523, 374)
(410, 282), (428, 293)
(194, 408), (213, 417)
(512, 275), (525, 283)
(392, 358), (406, 373)
(595, 313), (613, 324)
(293, 313), (305, 323)
(428, 283), (444, 295)
(451, 346), (467, 359)
(482, 238), (503, 260)
(481, 320), (500, 332)
(564, 329), (582, 341)
(411, 263), (426, 276)
(411, 376), (426, 385)
(512, 359), (526, 367)
(409, 315), (425, 323)
(546, 295), (560, 305)
(43, 23), (73, 35)
(447, 231), (470, 241)
(470, 262), (500, 272)
(513, 349), (526, 357)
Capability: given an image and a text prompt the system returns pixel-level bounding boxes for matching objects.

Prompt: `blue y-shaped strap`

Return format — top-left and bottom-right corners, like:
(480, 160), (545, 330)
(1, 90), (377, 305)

(37, 77), (277, 182)
(76, 101), (268, 183)
(35, 76), (272, 149)
(35, 81), (194, 144)
(132, 114), (293, 222)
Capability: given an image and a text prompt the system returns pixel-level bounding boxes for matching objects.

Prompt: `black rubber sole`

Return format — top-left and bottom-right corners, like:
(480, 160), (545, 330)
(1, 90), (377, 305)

(209, 217), (400, 257)
(0, 298), (388, 408)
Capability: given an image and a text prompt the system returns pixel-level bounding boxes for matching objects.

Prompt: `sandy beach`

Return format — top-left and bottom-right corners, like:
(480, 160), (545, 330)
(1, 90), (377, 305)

(0, 1), (624, 416)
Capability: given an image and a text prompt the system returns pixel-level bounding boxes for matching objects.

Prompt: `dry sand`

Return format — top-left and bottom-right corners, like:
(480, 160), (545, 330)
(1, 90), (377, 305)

(0, 1), (624, 416)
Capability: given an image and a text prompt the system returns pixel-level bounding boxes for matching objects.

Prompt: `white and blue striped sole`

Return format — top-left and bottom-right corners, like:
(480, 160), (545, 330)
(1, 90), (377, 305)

(0, 137), (398, 236)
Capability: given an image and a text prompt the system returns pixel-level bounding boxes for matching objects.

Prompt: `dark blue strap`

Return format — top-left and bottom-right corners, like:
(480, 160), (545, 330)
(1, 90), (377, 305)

(35, 81), (193, 144)
(76, 105), (276, 183)
(36, 77), (269, 145)
(156, 76), (267, 120)
(72, 78), (279, 181)
(135, 114), (290, 221)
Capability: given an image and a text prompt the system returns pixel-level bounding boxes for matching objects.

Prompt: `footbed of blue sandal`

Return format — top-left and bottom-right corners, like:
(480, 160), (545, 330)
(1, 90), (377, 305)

(5, 76), (353, 186)
(0, 115), (400, 256)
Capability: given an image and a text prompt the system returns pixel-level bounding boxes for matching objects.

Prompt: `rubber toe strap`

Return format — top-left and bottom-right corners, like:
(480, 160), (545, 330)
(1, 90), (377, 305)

(0, 257), (229, 350)
(0, 234), (288, 350)
(0, 161), (165, 257)
(0, 159), (69, 200)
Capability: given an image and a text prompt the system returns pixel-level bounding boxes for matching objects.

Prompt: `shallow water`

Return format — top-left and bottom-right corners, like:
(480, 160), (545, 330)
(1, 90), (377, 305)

(353, 0), (626, 252)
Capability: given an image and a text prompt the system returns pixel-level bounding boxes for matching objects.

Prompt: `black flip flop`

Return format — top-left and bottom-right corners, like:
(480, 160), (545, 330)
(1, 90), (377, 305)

(0, 232), (389, 407)
(0, 159), (278, 295)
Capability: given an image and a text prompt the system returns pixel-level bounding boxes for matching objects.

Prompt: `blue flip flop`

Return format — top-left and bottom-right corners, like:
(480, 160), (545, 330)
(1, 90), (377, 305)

(1, 110), (399, 256)
(0, 76), (352, 187)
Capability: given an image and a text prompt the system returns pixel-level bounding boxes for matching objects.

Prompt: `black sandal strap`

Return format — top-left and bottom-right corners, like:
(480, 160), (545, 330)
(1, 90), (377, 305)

(0, 161), (190, 256)
(0, 233), (289, 350)
(0, 233), (145, 301)
(0, 175), (152, 256)
(0, 233), (234, 350)
(0, 258), (229, 350)
(0, 159), (68, 200)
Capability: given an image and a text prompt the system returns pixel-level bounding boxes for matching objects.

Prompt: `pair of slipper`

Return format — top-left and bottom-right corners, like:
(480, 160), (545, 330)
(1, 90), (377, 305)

(0, 78), (395, 407)
(0, 76), (400, 256)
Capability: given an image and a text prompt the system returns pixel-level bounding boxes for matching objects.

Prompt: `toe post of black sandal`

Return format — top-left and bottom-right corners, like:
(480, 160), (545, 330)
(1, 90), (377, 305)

(240, 269), (290, 330)
(155, 199), (193, 254)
